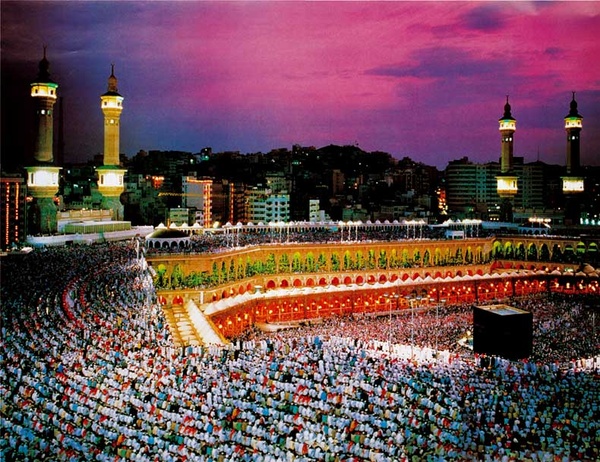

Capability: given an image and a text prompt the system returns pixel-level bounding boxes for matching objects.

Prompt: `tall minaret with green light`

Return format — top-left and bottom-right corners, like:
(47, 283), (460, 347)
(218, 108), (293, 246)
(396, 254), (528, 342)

(562, 92), (584, 224)
(97, 64), (126, 220)
(496, 96), (518, 222)
(26, 47), (61, 234)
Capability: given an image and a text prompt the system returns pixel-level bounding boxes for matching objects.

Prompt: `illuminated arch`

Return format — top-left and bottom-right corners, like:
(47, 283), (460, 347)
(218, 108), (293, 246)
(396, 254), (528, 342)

(434, 248), (443, 265)
(422, 249), (431, 266)
(527, 243), (538, 261)
(515, 242), (526, 260)
(492, 241), (503, 259)
(503, 241), (514, 259)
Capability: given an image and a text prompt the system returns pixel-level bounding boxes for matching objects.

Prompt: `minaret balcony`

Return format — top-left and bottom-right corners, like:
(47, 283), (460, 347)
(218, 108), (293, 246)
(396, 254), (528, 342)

(26, 166), (61, 198)
(499, 121), (516, 131)
(496, 176), (518, 197)
(561, 177), (584, 194)
(31, 83), (58, 99)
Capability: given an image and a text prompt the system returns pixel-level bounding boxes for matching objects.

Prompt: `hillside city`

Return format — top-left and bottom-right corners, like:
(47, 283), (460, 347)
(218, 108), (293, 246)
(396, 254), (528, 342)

(35, 143), (600, 226)
(1, 52), (599, 249)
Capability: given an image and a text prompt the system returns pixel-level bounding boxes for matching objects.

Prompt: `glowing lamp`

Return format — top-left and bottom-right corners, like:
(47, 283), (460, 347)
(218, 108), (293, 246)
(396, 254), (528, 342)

(99, 171), (123, 187)
(564, 117), (582, 129)
(562, 177), (584, 193)
(101, 96), (124, 109)
(496, 176), (518, 196)
(499, 120), (516, 131)
(28, 169), (59, 187)
(31, 83), (58, 99)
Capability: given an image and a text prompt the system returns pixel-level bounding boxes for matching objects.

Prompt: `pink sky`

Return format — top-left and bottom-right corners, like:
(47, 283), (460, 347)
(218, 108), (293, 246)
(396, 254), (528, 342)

(2, 1), (599, 168)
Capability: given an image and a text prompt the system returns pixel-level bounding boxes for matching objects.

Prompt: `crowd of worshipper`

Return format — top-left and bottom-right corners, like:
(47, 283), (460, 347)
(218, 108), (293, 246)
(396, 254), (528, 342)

(146, 224), (485, 255)
(237, 295), (599, 366)
(2, 242), (599, 462)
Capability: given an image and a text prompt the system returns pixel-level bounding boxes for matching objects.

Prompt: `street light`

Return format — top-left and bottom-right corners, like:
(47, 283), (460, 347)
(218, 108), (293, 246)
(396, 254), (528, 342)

(385, 293), (400, 353)
(436, 298), (446, 353)
(404, 294), (419, 359)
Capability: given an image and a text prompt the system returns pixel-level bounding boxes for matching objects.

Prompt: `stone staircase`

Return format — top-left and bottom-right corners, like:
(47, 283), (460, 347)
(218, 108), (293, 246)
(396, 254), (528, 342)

(162, 304), (202, 347)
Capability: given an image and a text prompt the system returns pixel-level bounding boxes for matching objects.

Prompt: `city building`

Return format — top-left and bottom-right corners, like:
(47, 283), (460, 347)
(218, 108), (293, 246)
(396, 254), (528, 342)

(445, 157), (547, 222)
(308, 198), (331, 223)
(211, 179), (246, 225)
(182, 177), (212, 227)
(244, 186), (290, 223)
(265, 172), (290, 194)
(168, 207), (191, 226)
(0, 176), (26, 250)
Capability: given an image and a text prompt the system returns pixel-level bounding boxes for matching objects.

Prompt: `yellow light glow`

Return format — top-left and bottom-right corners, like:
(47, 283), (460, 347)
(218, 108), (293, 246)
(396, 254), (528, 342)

(562, 178), (584, 193)
(565, 118), (582, 129)
(31, 83), (58, 99)
(497, 177), (518, 194)
(499, 120), (516, 131)
(28, 170), (59, 187)
(100, 172), (123, 187)
(101, 96), (124, 109)
(528, 217), (551, 223)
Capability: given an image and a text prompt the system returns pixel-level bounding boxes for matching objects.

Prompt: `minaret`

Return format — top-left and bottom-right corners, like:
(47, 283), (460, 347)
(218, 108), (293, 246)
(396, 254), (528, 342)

(496, 96), (518, 222)
(562, 92), (584, 224)
(97, 64), (126, 220)
(26, 47), (61, 234)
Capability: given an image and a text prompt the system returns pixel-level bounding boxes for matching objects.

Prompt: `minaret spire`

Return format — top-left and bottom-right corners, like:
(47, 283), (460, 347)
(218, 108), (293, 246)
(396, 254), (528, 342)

(499, 95), (516, 174)
(564, 91), (583, 175)
(101, 64), (123, 166)
(107, 63), (119, 94)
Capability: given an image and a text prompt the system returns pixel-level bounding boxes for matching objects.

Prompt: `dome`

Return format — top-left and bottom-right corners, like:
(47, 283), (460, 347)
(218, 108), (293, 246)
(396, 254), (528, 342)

(146, 228), (189, 240)
(500, 95), (515, 121)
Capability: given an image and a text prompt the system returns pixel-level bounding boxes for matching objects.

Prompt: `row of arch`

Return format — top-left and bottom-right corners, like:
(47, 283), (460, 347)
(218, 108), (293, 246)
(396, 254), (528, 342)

(492, 240), (598, 262)
(208, 277), (599, 339)
(152, 245), (490, 291)
(149, 236), (599, 295)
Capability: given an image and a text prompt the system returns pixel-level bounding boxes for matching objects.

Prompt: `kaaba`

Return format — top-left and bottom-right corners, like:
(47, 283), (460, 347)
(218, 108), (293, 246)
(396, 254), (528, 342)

(473, 304), (532, 360)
